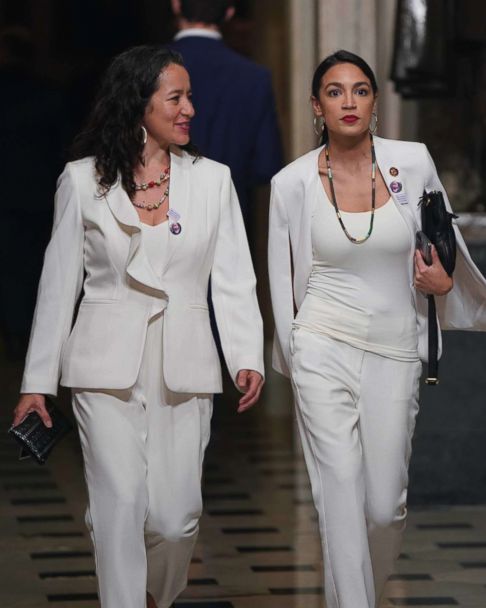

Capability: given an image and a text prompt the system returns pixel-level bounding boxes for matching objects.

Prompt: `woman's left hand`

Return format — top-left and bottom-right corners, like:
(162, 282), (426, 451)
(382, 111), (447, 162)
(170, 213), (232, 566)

(236, 370), (264, 413)
(414, 245), (453, 296)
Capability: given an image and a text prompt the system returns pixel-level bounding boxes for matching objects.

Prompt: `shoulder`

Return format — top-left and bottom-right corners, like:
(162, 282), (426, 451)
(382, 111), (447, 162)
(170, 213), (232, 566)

(64, 156), (96, 178)
(374, 136), (428, 162)
(222, 47), (270, 78)
(175, 36), (270, 80)
(57, 157), (96, 189)
(272, 147), (322, 189)
(183, 150), (231, 181)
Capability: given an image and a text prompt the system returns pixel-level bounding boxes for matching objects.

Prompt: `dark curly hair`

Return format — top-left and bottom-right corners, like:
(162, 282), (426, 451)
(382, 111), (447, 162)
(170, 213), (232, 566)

(70, 45), (198, 197)
(312, 50), (378, 146)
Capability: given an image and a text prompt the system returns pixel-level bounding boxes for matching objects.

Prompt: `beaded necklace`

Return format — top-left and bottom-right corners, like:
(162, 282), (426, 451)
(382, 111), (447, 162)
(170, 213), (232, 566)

(324, 134), (376, 244)
(131, 182), (170, 211)
(132, 164), (170, 211)
(133, 166), (170, 191)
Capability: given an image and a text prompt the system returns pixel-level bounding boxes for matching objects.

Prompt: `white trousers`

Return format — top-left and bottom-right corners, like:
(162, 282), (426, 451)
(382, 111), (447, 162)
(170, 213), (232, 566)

(72, 313), (213, 608)
(290, 327), (421, 608)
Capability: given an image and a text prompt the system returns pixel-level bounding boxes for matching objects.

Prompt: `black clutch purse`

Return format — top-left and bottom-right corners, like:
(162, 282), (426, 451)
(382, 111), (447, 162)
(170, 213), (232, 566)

(8, 399), (73, 465)
(418, 190), (457, 276)
(416, 190), (457, 385)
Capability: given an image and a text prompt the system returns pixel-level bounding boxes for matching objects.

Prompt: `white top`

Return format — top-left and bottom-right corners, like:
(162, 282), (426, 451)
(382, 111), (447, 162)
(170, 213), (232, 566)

(141, 221), (169, 274)
(293, 181), (419, 361)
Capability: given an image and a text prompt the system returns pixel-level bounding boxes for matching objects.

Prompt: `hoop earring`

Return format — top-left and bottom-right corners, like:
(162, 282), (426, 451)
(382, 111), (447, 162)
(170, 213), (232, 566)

(369, 112), (378, 135)
(313, 116), (325, 137)
(141, 125), (147, 145)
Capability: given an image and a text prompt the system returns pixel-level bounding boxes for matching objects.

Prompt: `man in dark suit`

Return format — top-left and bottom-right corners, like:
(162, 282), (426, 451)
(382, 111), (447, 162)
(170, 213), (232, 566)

(170, 0), (283, 227)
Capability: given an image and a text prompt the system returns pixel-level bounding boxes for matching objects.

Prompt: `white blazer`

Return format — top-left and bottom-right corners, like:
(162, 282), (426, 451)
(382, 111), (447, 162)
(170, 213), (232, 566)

(21, 147), (264, 395)
(268, 136), (486, 377)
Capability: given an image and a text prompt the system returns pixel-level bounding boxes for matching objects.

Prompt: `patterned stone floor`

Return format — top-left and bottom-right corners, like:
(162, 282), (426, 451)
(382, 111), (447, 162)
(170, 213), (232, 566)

(1, 355), (486, 608)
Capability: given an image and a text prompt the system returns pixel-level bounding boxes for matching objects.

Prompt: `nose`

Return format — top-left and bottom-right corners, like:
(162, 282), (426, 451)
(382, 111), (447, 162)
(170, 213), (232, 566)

(182, 96), (195, 118)
(342, 90), (356, 109)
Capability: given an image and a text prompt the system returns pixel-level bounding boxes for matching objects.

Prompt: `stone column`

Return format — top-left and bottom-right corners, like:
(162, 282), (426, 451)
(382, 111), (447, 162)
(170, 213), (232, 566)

(287, 0), (414, 147)
(288, 0), (318, 159)
(317, 0), (377, 71)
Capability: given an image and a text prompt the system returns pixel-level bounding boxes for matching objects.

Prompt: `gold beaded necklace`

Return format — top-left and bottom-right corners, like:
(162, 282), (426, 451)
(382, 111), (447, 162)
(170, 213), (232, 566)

(132, 165), (170, 211)
(323, 134), (376, 244)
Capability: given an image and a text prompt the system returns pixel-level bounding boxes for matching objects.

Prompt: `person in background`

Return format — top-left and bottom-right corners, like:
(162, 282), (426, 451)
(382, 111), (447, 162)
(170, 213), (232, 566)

(268, 50), (486, 608)
(170, 0), (283, 228)
(13, 45), (264, 608)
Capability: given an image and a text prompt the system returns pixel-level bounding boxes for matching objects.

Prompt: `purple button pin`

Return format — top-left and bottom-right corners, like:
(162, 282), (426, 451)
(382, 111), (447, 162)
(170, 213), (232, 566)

(169, 222), (182, 235)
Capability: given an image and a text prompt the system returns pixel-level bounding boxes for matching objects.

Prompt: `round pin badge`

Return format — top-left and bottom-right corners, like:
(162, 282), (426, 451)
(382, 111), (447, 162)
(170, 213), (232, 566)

(169, 222), (182, 235)
(389, 167), (399, 177)
(390, 181), (402, 193)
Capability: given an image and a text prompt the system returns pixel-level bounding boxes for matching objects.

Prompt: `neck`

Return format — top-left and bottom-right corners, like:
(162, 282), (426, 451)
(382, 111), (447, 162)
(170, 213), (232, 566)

(178, 19), (220, 32)
(138, 142), (171, 173)
(326, 132), (372, 164)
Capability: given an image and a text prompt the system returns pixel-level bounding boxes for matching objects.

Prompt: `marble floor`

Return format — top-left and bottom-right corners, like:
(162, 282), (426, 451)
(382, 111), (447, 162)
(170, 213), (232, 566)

(1, 354), (486, 608)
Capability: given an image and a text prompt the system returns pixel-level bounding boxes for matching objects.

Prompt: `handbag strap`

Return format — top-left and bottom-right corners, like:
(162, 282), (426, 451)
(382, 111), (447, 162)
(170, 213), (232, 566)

(426, 294), (439, 384)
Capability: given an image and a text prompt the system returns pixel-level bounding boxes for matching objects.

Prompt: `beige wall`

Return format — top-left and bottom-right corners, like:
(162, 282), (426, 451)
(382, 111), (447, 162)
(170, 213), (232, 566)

(285, 0), (417, 159)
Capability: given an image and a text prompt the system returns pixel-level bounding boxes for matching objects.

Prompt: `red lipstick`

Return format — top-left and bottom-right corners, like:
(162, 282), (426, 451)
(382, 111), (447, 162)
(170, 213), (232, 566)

(342, 115), (359, 124)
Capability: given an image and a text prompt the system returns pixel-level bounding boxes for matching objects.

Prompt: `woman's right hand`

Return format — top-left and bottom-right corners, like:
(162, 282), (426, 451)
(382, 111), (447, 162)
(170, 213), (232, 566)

(13, 394), (52, 428)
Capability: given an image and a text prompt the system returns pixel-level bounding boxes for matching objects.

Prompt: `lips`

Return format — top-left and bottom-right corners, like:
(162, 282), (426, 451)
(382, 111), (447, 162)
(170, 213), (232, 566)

(342, 115), (359, 124)
(176, 122), (190, 132)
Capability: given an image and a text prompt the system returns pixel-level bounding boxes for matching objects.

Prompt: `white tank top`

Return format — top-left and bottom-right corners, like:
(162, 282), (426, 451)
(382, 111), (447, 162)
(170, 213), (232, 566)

(141, 221), (169, 274)
(293, 182), (419, 361)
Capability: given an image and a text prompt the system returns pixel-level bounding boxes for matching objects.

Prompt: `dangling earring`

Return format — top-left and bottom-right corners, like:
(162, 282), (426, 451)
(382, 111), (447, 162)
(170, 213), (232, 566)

(141, 125), (148, 145)
(369, 112), (378, 135)
(313, 116), (325, 137)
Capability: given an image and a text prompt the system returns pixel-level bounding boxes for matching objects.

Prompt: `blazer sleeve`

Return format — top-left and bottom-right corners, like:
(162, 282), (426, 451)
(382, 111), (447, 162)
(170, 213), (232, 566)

(268, 177), (294, 377)
(423, 145), (486, 330)
(20, 163), (84, 396)
(210, 167), (264, 386)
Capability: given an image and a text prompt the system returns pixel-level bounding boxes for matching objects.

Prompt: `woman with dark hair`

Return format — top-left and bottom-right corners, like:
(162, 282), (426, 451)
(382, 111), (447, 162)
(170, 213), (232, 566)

(13, 45), (264, 608)
(268, 50), (486, 607)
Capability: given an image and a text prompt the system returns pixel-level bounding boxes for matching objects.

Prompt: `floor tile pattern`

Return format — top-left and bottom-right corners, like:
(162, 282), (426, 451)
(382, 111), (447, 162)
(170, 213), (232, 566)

(1, 365), (486, 608)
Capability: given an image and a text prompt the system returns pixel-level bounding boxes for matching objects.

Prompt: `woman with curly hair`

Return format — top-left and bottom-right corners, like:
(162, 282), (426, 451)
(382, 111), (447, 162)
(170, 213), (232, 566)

(13, 45), (264, 608)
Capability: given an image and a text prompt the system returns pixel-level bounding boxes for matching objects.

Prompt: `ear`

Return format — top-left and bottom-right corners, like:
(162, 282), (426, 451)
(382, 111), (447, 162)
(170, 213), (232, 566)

(225, 6), (236, 21)
(311, 95), (323, 117)
(171, 0), (181, 16)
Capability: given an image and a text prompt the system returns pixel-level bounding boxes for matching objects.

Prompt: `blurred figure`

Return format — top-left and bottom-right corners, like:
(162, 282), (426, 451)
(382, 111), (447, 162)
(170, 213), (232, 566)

(170, 0), (283, 227)
(0, 26), (67, 358)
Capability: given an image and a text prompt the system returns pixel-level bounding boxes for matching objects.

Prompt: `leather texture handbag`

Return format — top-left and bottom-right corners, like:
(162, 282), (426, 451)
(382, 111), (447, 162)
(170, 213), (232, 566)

(416, 190), (457, 384)
(8, 399), (73, 464)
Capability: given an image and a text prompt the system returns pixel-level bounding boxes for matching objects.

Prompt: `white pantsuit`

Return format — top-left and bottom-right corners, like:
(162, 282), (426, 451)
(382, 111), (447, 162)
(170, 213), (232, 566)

(268, 137), (486, 608)
(73, 312), (212, 608)
(291, 328), (421, 607)
(21, 147), (264, 607)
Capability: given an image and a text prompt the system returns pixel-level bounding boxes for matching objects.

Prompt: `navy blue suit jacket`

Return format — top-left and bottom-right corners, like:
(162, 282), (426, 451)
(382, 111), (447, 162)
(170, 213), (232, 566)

(170, 35), (283, 219)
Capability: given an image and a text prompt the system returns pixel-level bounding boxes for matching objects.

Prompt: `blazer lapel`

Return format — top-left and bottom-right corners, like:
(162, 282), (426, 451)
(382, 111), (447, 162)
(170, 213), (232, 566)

(374, 136), (419, 229)
(162, 146), (190, 274)
(105, 179), (167, 295)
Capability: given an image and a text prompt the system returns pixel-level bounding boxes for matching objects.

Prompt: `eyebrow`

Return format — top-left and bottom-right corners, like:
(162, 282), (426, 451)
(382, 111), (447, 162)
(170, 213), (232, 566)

(166, 88), (191, 95)
(325, 81), (370, 88)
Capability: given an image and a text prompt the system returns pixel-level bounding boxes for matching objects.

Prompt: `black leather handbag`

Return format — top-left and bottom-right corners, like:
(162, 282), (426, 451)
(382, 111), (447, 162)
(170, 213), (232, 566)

(416, 190), (457, 384)
(8, 399), (73, 465)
